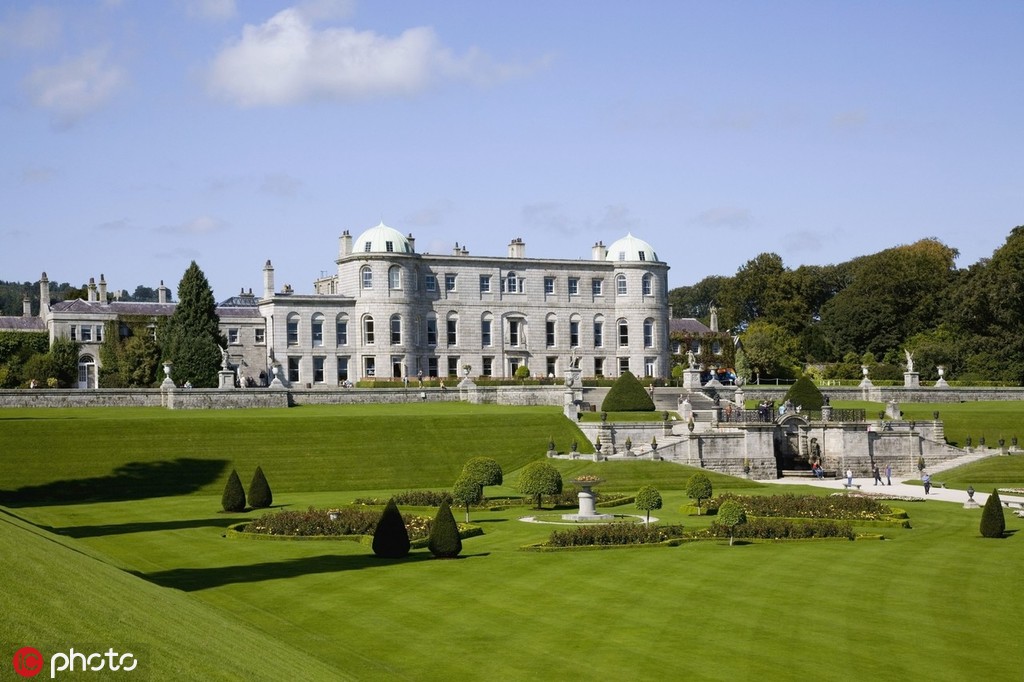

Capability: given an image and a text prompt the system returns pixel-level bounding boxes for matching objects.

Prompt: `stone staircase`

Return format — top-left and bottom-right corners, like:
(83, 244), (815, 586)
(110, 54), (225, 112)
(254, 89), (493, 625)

(924, 448), (1003, 475)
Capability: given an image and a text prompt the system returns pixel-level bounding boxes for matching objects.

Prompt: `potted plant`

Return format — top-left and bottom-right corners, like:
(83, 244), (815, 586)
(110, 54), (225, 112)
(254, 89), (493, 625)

(624, 437), (633, 452)
(742, 457), (751, 475)
(650, 435), (658, 452)
(570, 439), (578, 452)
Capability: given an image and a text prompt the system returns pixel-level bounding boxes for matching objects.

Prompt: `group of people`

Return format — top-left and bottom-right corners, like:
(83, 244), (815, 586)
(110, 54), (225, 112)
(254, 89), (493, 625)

(843, 464), (894, 486)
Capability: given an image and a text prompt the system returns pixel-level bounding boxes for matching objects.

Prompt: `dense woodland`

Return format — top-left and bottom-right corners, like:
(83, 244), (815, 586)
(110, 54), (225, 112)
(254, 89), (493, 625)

(670, 225), (1024, 384)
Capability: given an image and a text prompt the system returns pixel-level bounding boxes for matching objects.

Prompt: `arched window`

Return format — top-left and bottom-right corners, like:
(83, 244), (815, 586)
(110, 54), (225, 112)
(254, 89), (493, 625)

(545, 313), (557, 348)
(426, 313), (438, 346)
(336, 314), (349, 346)
(569, 313), (581, 347)
(363, 315), (375, 344)
(311, 313), (324, 347)
(642, 273), (653, 296)
(481, 312), (493, 347)
(505, 271), (518, 293)
(389, 265), (401, 290)
(593, 314), (604, 348)
(616, 274), (627, 295)
(390, 314), (402, 345)
(446, 312), (459, 346)
(361, 266), (373, 289)
(287, 313), (300, 346)
(617, 318), (629, 347)
(643, 318), (654, 348)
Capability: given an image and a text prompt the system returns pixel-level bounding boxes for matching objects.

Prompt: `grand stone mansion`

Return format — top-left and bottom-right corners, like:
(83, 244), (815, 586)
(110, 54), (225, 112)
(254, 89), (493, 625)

(6, 224), (672, 388)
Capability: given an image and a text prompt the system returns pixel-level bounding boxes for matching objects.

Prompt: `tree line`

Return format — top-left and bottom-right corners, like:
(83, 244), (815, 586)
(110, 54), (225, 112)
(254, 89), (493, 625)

(669, 225), (1024, 384)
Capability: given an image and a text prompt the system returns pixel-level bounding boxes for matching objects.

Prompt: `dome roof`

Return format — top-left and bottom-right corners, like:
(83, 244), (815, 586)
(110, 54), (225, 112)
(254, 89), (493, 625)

(352, 222), (414, 254)
(605, 233), (659, 263)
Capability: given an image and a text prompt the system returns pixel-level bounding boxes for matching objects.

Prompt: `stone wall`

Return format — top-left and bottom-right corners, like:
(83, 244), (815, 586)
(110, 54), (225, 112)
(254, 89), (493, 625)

(0, 389), (164, 408)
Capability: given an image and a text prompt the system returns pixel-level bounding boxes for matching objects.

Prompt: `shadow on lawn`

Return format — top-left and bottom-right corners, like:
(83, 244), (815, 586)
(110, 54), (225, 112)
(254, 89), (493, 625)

(136, 553), (434, 591)
(0, 458), (229, 507)
(43, 515), (249, 539)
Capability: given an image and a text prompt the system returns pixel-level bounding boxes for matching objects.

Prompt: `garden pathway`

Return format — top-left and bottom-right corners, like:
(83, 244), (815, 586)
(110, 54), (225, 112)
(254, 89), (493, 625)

(761, 475), (1024, 510)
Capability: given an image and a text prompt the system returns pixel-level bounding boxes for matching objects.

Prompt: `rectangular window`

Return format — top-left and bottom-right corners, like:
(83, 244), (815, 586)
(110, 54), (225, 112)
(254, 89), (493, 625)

(313, 357), (325, 383)
(448, 357), (459, 377)
(337, 357), (349, 383)
(288, 357), (300, 383)
(594, 357), (605, 377)
(255, 327), (266, 344)
(642, 276), (652, 296)
(445, 274), (456, 292)
(287, 319), (299, 346)
(546, 320), (555, 347)
(509, 358), (520, 375)
(479, 275), (491, 293)
(643, 321), (653, 348)
(385, 240), (394, 252)
(427, 357), (438, 377)
(617, 276), (627, 295)
(568, 277), (579, 295)
(546, 356), (557, 377)
(364, 241), (372, 252)
(544, 276), (555, 294)
(228, 328), (239, 344)
(364, 318), (375, 344)
(619, 357), (630, 374)
(391, 317), (401, 345)
(481, 320), (492, 346)
(81, 326), (92, 342)
(425, 275), (437, 292)
(509, 320), (520, 347)
(644, 358), (655, 377)
(594, 321), (604, 348)
(362, 268), (373, 289)
(95, 326), (103, 343)
(592, 278), (603, 296)
(482, 357), (493, 376)
(70, 325), (77, 341)
(312, 321), (323, 347)
(619, 321), (629, 347)
(447, 319), (457, 346)
(638, 252), (646, 261)
(364, 357), (375, 377)
(570, 321), (580, 347)
(336, 321), (347, 346)
(427, 319), (437, 346)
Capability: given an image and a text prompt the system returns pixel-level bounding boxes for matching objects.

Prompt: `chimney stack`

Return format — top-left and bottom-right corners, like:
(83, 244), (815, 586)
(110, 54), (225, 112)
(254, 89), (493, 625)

(339, 230), (352, 258)
(39, 273), (50, 316)
(87, 277), (97, 302)
(98, 274), (108, 304)
(508, 237), (526, 259)
(158, 280), (169, 304)
(263, 260), (275, 299)
(22, 295), (31, 317)
(592, 241), (608, 261)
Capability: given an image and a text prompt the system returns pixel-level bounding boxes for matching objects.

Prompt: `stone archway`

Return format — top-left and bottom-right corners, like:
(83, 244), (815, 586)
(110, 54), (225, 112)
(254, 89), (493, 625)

(774, 414), (811, 475)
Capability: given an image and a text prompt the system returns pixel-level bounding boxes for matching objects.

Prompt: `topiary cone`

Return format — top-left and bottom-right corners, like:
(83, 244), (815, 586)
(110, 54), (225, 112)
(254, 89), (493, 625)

(248, 465), (273, 508)
(221, 469), (246, 512)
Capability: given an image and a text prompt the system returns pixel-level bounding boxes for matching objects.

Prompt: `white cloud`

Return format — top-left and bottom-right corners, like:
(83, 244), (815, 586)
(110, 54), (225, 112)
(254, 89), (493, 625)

(23, 48), (125, 127)
(691, 207), (752, 230)
(259, 173), (303, 197)
(185, 0), (237, 22)
(96, 218), (136, 232)
(405, 200), (454, 226)
(522, 202), (636, 237)
(157, 216), (227, 235)
(206, 8), (539, 107)
(0, 6), (61, 52)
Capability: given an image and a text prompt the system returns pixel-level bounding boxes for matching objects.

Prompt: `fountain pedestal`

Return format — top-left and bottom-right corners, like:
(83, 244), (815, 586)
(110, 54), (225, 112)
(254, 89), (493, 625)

(561, 478), (614, 521)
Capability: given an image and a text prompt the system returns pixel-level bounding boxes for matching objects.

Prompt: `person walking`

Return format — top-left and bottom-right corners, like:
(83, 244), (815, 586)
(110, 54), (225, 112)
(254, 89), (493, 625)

(846, 468), (853, 486)
(872, 464), (883, 486)
(922, 472), (931, 495)
(885, 464), (892, 486)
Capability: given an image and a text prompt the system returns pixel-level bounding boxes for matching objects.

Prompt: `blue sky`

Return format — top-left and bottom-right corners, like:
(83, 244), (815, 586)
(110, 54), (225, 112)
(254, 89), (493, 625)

(2, 0), (1022, 300)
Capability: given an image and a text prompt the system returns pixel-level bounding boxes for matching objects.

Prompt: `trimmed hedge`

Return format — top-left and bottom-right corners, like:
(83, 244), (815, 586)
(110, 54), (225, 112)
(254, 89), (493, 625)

(600, 371), (655, 412)
(784, 375), (825, 411)
(980, 489), (1006, 538)
(428, 501), (463, 558)
(248, 466), (273, 509)
(700, 517), (855, 540)
(221, 469), (246, 512)
(705, 493), (895, 521)
(353, 490), (453, 507)
(372, 499), (411, 558)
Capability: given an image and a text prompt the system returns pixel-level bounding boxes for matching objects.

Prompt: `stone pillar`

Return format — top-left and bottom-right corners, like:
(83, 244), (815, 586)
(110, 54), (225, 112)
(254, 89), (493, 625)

(578, 488), (597, 516)
(682, 368), (701, 389)
(903, 372), (920, 388)
(263, 260), (275, 299)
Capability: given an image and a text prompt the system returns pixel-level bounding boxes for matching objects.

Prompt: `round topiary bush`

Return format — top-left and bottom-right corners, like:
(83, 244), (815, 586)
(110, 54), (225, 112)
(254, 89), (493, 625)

(428, 501), (463, 558)
(601, 371), (655, 412)
(686, 472), (713, 515)
(980, 489), (1006, 538)
(784, 375), (824, 411)
(517, 461), (563, 509)
(372, 499), (411, 558)
(248, 465), (273, 509)
(221, 469), (246, 512)
(462, 457), (503, 489)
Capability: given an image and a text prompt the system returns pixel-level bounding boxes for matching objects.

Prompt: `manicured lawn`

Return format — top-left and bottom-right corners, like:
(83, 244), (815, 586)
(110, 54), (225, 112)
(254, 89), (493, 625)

(2, 404), (1023, 680)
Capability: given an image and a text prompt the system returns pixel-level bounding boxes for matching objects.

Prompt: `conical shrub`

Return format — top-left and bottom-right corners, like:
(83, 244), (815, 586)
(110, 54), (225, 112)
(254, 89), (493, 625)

(784, 375), (824, 411)
(428, 501), (463, 559)
(372, 499), (410, 558)
(980, 489), (1006, 538)
(221, 469), (246, 512)
(248, 465), (273, 509)
(601, 371), (655, 412)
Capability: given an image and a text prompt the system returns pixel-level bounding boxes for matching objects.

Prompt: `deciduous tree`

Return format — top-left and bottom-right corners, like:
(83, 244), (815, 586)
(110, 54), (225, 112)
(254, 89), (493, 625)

(517, 461), (563, 509)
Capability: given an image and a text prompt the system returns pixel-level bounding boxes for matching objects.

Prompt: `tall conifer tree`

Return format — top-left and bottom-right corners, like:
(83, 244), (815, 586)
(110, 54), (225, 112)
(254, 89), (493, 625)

(164, 261), (223, 387)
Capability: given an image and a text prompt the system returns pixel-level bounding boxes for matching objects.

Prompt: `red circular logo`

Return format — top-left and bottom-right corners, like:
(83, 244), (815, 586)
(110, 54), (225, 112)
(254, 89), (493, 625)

(12, 647), (43, 678)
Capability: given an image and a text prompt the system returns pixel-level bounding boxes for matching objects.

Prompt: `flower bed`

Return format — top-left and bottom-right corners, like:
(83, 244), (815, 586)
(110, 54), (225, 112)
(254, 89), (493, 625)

(242, 506), (445, 540)
(352, 490), (453, 507)
(696, 517), (855, 541)
(544, 523), (686, 548)
(706, 493), (896, 521)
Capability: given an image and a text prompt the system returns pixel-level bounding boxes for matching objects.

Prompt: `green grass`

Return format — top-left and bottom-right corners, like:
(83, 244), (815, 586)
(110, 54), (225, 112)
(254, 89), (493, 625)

(2, 403), (1023, 680)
